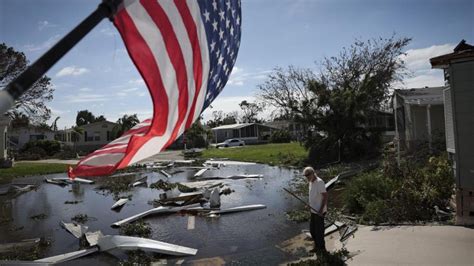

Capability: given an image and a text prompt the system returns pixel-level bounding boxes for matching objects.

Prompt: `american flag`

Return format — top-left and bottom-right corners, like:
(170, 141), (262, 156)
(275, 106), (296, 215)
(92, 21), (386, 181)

(69, 0), (241, 177)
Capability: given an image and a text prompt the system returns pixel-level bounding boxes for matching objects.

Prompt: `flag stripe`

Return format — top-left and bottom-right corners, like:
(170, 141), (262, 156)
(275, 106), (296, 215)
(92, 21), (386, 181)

(69, 0), (241, 178)
(140, 0), (189, 150)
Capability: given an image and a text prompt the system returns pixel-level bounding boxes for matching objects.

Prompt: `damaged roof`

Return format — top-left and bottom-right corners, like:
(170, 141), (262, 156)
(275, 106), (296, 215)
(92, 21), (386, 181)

(431, 40), (474, 68)
(395, 87), (445, 105)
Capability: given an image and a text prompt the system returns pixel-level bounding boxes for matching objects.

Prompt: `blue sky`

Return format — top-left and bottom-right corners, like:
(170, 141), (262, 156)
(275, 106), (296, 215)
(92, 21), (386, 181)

(1, 0), (473, 128)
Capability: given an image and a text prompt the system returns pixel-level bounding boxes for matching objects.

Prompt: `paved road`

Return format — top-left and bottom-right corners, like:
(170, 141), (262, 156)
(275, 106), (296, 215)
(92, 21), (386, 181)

(346, 225), (474, 265)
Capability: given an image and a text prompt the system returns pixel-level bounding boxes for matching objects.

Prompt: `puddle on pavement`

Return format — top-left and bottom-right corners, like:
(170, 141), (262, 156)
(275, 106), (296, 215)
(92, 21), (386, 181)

(0, 164), (309, 264)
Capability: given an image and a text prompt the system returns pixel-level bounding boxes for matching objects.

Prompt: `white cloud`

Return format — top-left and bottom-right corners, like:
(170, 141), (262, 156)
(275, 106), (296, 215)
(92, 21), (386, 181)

(128, 78), (146, 86)
(79, 87), (92, 92)
(227, 66), (271, 86)
(24, 34), (61, 52)
(56, 66), (90, 77)
(65, 94), (109, 103)
(401, 44), (454, 71)
(38, 20), (57, 31)
(100, 26), (117, 37)
(398, 43), (454, 89)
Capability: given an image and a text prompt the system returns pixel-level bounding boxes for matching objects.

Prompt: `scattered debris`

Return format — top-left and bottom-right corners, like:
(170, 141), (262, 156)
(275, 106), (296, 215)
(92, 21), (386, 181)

(30, 214), (47, 220)
(0, 238), (41, 253)
(194, 168), (208, 177)
(220, 187), (233, 195)
(49, 177), (94, 184)
(85, 231), (104, 246)
(187, 216), (195, 230)
(112, 204), (202, 227)
(111, 198), (129, 210)
(203, 160), (256, 167)
(35, 247), (100, 264)
(95, 174), (136, 200)
(208, 204), (266, 215)
(160, 170), (172, 178)
(150, 179), (194, 193)
(64, 200), (82, 204)
(119, 220), (152, 238)
(198, 174), (263, 180)
(61, 221), (89, 239)
(131, 180), (147, 187)
(97, 235), (198, 256)
(45, 178), (68, 186)
(286, 209), (311, 222)
(209, 188), (221, 208)
(159, 191), (204, 204)
(340, 225), (358, 242)
(180, 180), (224, 190)
(71, 214), (89, 224)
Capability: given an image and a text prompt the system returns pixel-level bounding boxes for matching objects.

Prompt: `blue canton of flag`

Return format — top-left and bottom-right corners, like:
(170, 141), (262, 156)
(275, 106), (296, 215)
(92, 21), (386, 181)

(198, 0), (242, 109)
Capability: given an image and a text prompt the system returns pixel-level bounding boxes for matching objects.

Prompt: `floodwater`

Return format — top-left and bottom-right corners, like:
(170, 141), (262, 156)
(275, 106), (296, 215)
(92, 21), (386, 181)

(0, 163), (310, 265)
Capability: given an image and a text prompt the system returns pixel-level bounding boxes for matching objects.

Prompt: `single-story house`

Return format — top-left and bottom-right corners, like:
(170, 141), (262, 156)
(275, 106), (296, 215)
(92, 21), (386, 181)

(72, 120), (117, 152)
(393, 87), (446, 151)
(264, 120), (305, 141)
(211, 123), (277, 144)
(8, 125), (55, 151)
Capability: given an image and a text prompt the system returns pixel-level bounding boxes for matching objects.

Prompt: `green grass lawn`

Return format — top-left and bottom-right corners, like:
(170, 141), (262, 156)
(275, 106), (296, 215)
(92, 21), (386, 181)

(201, 142), (308, 166)
(0, 162), (70, 184)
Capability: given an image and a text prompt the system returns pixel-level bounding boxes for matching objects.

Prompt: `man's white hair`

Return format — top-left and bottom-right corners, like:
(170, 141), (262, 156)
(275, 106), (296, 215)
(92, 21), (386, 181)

(303, 166), (315, 176)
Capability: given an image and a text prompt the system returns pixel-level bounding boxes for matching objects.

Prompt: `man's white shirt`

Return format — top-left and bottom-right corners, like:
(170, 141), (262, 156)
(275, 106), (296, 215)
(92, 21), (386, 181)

(309, 177), (327, 214)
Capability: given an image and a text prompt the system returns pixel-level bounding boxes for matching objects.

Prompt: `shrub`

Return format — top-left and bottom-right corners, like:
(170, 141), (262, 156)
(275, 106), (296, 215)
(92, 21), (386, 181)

(343, 153), (454, 224)
(270, 130), (292, 143)
(21, 140), (61, 157)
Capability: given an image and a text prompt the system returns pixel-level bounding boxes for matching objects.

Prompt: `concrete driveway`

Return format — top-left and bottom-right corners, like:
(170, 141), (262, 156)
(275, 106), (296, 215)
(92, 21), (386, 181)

(346, 225), (474, 265)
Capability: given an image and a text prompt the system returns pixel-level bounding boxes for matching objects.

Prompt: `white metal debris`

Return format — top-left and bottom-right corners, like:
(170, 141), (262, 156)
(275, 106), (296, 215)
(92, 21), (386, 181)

(111, 198), (129, 210)
(208, 204), (266, 215)
(50, 177), (95, 184)
(97, 235), (198, 256)
(160, 170), (172, 178)
(204, 160), (256, 166)
(199, 174), (263, 180)
(35, 247), (100, 264)
(209, 188), (221, 208)
(181, 180), (224, 190)
(61, 221), (89, 239)
(112, 204), (202, 227)
(194, 168), (208, 177)
(0, 238), (41, 253)
(85, 231), (104, 246)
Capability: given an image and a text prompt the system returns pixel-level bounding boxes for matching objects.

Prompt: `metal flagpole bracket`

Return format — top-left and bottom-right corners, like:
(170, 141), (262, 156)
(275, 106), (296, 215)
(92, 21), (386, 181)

(0, 0), (123, 115)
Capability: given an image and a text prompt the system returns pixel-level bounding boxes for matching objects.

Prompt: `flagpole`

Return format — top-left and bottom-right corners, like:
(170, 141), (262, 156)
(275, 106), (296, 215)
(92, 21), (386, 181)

(0, 0), (123, 115)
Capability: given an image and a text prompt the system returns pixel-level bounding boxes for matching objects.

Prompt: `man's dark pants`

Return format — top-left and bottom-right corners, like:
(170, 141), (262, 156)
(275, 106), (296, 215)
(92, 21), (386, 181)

(310, 212), (326, 252)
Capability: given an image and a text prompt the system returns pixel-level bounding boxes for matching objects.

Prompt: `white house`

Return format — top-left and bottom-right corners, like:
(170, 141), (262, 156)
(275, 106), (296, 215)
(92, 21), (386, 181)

(73, 120), (117, 152)
(8, 125), (55, 151)
(211, 123), (277, 144)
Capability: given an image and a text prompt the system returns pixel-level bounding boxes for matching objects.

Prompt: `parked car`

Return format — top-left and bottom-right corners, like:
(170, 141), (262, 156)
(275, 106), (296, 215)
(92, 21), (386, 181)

(216, 139), (245, 148)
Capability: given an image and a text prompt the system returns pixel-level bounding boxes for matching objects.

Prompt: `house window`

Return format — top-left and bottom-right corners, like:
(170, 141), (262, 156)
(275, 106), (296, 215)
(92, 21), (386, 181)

(94, 131), (101, 141)
(86, 131), (94, 142)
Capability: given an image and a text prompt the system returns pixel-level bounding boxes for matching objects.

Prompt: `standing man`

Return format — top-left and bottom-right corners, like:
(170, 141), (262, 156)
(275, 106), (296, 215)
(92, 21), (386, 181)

(304, 166), (328, 254)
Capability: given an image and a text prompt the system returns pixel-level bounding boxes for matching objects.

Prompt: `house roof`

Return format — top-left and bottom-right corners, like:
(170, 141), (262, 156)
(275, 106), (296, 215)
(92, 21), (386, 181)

(431, 40), (474, 68)
(79, 120), (117, 128)
(395, 87), (445, 105)
(211, 123), (278, 130)
(212, 123), (256, 130)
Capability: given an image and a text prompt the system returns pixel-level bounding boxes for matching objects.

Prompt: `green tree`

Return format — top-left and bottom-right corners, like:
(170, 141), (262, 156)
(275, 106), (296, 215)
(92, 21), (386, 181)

(185, 120), (211, 148)
(0, 43), (54, 123)
(259, 36), (411, 163)
(239, 100), (264, 123)
(112, 114), (140, 139)
(75, 110), (107, 127)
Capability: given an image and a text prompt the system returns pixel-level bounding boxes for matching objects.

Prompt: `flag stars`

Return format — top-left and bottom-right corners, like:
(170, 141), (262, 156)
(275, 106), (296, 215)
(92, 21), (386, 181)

(230, 26), (234, 36)
(219, 29), (224, 40)
(212, 0), (218, 11)
(236, 15), (241, 25)
(210, 41), (216, 52)
(203, 10), (210, 22)
(219, 11), (225, 21)
(226, 1), (231, 10)
(212, 20), (218, 31)
(217, 55), (224, 65)
(226, 18), (230, 29)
